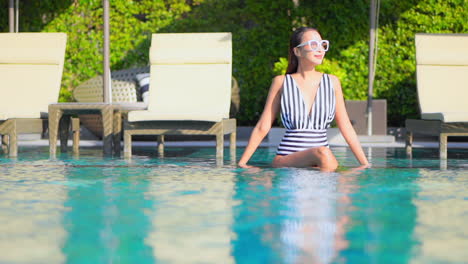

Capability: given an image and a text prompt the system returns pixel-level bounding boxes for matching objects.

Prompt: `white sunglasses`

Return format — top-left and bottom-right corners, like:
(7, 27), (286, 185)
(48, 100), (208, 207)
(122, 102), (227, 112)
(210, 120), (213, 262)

(296, 40), (329, 52)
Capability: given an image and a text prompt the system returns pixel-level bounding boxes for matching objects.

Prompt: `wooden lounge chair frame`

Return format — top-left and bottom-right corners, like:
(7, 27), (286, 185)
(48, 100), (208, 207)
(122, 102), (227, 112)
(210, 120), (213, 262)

(0, 33), (67, 157)
(123, 33), (236, 160)
(405, 33), (468, 159)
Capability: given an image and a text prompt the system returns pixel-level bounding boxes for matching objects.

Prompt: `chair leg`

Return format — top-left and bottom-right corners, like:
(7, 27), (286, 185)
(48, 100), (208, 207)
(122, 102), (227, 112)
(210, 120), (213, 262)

(216, 132), (224, 161)
(101, 106), (113, 156)
(157, 135), (165, 157)
(440, 133), (448, 159)
(59, 115), (71, 153)
(230, 132), (236, 162)
(230, 132), (236, 152)
(71, 117), (80, 155)
(9, 120), (17, 157)
(440, 159), (447, 170)
(48, 107), (62, 156)
(124, 131), (132, 158)
(405, 131), (413, 158)
(113, 112), (122, 156)
(1, 134), (9, 153)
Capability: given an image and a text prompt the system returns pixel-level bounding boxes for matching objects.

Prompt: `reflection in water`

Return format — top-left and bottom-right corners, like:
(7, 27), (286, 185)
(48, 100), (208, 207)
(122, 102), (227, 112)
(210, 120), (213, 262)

(232, 168), (352, 263)
(411, 169), (468, 263)
(62, 166), (154, 263)
(342, 168), (419, 263)
(280, 170), (349, 264)
(1, 148), (467, 263)
(232, 168), (283, 262)
(145, 167), (235, 263)
(0, 161), (68, 264)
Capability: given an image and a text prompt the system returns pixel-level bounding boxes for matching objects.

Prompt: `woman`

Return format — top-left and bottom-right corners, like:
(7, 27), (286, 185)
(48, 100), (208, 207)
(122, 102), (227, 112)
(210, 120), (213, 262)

(238, 27), (369, 171)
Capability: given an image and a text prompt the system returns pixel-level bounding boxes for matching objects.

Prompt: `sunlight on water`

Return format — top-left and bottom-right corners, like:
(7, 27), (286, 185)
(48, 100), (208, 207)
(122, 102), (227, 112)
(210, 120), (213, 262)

(0, 146), (467, 263)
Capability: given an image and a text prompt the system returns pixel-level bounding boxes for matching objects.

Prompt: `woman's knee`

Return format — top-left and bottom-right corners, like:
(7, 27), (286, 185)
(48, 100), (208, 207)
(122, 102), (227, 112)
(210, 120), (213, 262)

(315, 147), (338, 170)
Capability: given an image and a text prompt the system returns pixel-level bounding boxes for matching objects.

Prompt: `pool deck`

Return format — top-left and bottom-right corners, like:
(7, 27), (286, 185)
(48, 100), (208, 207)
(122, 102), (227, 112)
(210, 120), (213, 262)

(13, 127), (468, 149)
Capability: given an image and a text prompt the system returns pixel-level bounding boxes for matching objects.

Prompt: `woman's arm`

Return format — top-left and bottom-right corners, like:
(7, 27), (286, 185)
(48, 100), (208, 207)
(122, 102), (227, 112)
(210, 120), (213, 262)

(332, 75), (370, 166)
(238, 75), (284, 167)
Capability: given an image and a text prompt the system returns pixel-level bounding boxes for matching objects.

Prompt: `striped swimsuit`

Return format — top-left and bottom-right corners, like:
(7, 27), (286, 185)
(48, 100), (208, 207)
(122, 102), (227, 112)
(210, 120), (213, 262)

(277, 74), (336, 156)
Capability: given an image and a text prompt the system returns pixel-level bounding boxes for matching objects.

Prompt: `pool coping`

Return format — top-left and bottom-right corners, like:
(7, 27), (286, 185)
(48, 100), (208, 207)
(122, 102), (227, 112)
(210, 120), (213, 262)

(15, 138), (468, 149)
(10, 126), (468, 149)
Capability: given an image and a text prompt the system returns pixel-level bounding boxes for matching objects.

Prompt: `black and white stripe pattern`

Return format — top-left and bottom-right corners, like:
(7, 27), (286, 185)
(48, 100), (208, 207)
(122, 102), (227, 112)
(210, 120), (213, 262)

(277, 74), (336, 156)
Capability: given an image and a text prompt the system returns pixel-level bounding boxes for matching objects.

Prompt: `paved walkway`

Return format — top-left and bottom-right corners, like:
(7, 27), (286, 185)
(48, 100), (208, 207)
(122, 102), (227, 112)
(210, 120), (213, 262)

(15, 137), (468, 149)
(10, 126), (468, 149)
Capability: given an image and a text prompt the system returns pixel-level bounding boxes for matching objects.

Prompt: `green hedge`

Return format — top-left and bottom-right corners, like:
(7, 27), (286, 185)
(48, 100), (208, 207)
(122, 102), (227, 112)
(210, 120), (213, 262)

(1, 0), (465, 126)
(162, 0), (295, 125)
(0, 0), (197, 102)
(274, 0), (467, 126)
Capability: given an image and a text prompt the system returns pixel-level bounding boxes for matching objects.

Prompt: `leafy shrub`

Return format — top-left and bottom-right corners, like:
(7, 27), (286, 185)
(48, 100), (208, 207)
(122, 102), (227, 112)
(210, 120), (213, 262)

(166, 0), (466, 126)
(291, 0), (467, 126)
(1, 0), (465, 126)
(0, 0), (197, 102)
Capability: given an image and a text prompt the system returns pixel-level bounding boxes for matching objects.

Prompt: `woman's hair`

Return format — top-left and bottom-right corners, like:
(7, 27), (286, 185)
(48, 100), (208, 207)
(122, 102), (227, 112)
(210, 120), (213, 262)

(286, 27), (319, 74)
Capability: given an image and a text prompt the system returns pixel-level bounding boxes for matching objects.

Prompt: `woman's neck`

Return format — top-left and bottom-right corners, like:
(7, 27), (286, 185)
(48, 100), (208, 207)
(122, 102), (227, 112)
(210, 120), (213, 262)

(295, 64), (320, 79)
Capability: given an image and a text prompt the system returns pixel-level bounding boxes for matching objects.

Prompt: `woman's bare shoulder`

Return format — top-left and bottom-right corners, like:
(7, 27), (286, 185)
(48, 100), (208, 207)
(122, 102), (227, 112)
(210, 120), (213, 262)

(327, 73), (340, 83)
(270, 75), (286, 91)
(272, 74), (286, 83)
(326, 74), (342, 91)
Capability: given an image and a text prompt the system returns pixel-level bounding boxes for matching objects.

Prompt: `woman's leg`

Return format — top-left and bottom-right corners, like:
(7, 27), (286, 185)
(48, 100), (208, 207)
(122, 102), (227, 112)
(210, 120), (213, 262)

(272, 146), (338, 172)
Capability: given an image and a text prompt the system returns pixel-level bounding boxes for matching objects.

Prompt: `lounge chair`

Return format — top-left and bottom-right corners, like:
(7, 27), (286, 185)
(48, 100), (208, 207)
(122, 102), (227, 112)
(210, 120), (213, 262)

(405, 33), (468, 159)
(0, 33), (67, 157)
(123, 33), (236, 160)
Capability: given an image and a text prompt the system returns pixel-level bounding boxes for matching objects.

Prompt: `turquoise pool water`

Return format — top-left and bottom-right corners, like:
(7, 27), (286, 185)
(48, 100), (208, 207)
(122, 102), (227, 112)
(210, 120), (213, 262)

(1, 146), (467, 263)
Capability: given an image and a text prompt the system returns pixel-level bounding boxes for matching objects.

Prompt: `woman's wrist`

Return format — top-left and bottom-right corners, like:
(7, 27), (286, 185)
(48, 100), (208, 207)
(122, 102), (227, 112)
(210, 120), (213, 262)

(360, 161), (371, 168)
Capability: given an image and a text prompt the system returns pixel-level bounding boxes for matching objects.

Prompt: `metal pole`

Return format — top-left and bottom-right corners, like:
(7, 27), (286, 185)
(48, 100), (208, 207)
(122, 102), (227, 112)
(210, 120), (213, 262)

(103, 0), (111, 103)
(8, 0), (14, 32)
(367, 0), (377, 136)
(15, 0), (19, 32)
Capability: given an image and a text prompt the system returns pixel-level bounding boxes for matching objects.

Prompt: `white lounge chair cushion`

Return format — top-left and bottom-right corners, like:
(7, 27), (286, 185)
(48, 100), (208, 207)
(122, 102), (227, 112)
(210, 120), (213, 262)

(0, 33), (66, 119)
(415, 34), (468, 118)
(128, 110), (224, 122)
(0, 33), (66, 65)
(416, 65), (468, 115)
(150, 33), (231, 64)
(151, 48), (230, 65)
(416, 34), (468, 66)
(126, 33), (232, 124)
(421, 112), (468, 123)
(0, 64), (62, 119)
(146, 64), (231, 119)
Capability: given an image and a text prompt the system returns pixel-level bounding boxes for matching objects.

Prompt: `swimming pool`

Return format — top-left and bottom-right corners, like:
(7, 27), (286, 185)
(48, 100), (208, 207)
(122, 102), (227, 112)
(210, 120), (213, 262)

(1, 146), (467, 263)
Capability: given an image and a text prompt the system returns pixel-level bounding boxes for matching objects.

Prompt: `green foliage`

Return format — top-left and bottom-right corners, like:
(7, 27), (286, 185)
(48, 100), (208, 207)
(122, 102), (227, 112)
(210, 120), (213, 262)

(162, 0), (295, 124)
(273, 57), (348, 85)
(166, 0), (466, 126)
(273, 57), (289, 76)
(292, 0), (467, 126)
(1, 0), (197, 102)
(1, 0), (465, 126)
(372, 0), (467, 125)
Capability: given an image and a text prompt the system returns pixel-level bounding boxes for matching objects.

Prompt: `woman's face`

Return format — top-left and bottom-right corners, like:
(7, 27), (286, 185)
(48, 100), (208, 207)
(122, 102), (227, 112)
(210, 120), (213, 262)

(295, 30), (327, 66)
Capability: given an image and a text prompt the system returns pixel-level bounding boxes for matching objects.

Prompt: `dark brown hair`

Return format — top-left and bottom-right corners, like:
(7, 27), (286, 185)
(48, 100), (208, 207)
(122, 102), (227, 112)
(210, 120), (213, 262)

(286, 27), (319, 74)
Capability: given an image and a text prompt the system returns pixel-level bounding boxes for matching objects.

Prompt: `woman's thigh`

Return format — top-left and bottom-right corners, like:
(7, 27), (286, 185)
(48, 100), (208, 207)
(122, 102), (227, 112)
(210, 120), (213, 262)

(272, 146), (338, 170)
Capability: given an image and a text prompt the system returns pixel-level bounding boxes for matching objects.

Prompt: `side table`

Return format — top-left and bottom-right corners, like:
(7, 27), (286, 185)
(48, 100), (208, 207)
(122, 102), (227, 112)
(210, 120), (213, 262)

(48, 103), (113, 156)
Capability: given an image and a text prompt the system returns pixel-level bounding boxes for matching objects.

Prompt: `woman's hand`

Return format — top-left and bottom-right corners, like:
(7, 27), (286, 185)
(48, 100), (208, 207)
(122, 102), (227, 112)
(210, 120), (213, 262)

(238, 162), (263, 174)
(340, 163), (371, 176)
(359, 163), (371, 169)
(238, 162), (255, 169)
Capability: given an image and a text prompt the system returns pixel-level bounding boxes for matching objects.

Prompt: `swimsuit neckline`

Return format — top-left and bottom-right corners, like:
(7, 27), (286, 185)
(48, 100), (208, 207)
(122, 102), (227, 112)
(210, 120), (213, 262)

(288, 74), (325, 117)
